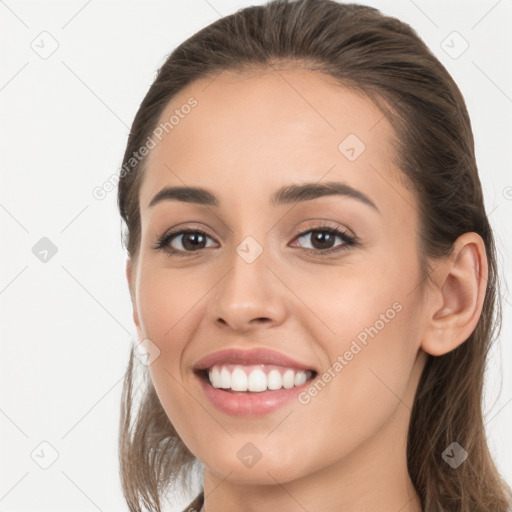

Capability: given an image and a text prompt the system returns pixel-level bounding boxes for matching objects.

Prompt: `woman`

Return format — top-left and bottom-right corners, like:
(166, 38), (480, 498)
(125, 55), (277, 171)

(117, 0), (512, 510)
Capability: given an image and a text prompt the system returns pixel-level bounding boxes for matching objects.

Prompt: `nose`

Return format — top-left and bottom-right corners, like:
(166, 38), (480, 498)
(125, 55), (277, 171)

(207, 244), (288, 333)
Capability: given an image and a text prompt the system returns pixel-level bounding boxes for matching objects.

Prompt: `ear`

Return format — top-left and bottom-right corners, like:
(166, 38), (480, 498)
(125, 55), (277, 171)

(421, 232), (488, 356)
(126, 259), (143, 340)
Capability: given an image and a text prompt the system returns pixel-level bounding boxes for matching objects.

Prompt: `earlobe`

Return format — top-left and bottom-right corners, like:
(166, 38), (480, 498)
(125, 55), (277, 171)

(421, 233), (488, 357)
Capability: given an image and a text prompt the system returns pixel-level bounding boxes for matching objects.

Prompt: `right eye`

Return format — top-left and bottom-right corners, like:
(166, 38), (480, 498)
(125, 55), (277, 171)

(153, 229), (218, 256)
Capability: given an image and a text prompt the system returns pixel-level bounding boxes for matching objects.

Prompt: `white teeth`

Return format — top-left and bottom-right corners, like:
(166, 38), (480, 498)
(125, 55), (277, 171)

(267, 369), (282, 390)
(231, 367), (248, 391)
(220, 367), (231, 389)
(294, 371), (307, 386)
(247, 369), (267, 392)
(210, 366), (221, 388)
(207, 365), (312, 392)
(282, 369), (295, 389)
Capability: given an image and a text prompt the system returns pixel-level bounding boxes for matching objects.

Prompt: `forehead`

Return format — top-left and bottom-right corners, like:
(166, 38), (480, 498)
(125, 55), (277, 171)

(139, 67), (413, 218)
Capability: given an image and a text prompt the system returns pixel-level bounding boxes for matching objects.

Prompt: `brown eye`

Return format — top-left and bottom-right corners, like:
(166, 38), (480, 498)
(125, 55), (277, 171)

(173, 231), (209, 251)
(292, 226), (357, 254)
(153, 229), (217, 255)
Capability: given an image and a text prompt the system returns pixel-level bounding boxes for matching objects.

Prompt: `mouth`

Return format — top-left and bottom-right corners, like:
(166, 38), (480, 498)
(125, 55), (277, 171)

(191, 347), (319, 414)
(193, 363), (318, 416)
(194, 364), (318, 394)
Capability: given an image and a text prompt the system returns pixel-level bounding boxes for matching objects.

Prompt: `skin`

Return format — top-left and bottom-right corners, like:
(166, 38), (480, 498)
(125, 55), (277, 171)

(126, 66), (488, 512)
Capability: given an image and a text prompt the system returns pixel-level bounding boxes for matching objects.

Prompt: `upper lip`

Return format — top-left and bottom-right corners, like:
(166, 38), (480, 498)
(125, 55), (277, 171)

(193, 347), (318, 373)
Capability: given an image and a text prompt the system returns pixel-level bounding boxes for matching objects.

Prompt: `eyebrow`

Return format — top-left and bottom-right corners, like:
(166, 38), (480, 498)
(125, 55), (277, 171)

(148, 181), (379, 212)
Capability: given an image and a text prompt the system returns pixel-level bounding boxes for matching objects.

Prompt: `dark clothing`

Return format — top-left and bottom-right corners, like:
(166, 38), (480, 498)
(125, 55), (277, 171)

(182, 491), (204, 512)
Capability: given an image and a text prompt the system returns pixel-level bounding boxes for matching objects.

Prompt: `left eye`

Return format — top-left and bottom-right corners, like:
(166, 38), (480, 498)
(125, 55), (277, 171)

(291, 227), (355, 253)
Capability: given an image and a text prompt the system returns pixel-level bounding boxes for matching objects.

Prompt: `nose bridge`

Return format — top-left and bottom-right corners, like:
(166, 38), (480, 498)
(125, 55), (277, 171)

(208, 233), (287, 330)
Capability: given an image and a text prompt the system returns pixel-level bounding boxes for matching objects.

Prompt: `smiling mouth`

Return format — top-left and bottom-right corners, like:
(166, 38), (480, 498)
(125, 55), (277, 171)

(194, 368), (318, 395)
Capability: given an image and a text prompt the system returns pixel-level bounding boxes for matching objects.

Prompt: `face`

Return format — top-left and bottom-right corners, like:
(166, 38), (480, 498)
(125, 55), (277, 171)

(128, 67), (428, 485)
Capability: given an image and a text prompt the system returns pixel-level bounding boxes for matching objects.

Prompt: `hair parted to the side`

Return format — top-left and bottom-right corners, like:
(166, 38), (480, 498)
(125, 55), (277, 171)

(116, 1), (512, 510)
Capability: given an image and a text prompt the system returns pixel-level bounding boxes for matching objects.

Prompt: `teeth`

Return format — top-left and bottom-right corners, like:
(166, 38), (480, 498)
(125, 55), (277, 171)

(247, 368), (267, 392)
(220, 367), (231, 388)
(231, 367), (248, 391)
(207, 365), (312, 392)
(267, 369), (282, 390)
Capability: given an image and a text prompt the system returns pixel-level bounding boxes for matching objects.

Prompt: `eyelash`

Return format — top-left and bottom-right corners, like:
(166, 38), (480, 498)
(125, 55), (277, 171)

(152, 224), (358, 257)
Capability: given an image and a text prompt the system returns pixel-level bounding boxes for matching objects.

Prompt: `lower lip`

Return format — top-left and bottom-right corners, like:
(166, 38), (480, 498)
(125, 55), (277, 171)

(195, 371), (314, 417)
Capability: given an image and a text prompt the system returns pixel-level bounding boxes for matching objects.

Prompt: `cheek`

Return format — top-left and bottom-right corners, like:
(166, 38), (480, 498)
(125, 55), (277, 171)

(284, 296), (422, 474)
(286, 246), (417, 341)
(136, 265), (204, 348)
(135, 264), (210, 401)
(135, 269), (204, 448)
(135, 267), (205, 417)
(289, 248), (423, 427)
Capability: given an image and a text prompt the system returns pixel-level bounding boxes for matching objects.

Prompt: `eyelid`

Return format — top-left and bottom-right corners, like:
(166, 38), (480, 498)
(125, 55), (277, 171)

(293, 219), (356, 239)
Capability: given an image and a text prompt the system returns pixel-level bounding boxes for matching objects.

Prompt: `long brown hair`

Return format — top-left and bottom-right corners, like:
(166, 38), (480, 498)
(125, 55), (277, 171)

(117, 1), (512, 510)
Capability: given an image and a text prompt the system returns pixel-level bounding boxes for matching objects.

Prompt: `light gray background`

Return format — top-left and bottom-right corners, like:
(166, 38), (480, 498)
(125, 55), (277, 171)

(1, 1), (511, 511)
